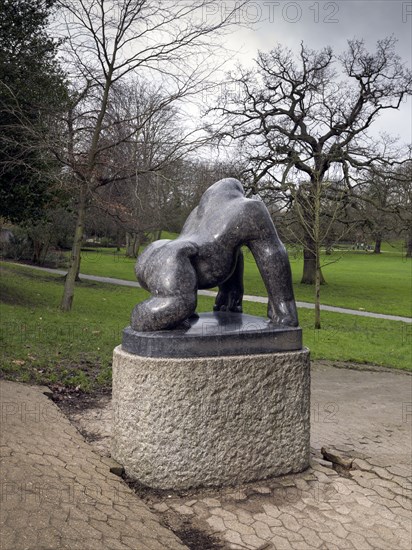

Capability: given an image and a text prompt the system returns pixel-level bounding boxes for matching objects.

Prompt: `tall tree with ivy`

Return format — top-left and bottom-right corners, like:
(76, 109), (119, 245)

(0, 0), (68, 224)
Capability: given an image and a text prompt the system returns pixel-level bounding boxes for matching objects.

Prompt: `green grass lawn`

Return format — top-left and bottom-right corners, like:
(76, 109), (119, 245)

(246, 247), (412, 318)
(1, 264), (410, 392)
(71, 240), (411, 317)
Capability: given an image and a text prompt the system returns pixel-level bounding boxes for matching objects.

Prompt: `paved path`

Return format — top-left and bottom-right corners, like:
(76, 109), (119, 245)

(9, 263), (412, 324)
(1, 365), (411, 549)
(0, 380), (187, 550)
(159, 365), (410, 549)
(55, 363), (412, 550)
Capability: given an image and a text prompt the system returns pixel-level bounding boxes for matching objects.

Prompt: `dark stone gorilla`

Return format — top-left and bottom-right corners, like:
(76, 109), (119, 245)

(132, 178), (298, 331)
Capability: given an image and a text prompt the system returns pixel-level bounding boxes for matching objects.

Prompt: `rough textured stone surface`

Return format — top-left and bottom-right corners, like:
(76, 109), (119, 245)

(112, 346), (310, 489)
(132, 178), (298, 331)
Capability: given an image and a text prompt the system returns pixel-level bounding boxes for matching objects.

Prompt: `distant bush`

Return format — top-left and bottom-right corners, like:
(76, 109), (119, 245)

(0, 227), (32, 261)
(0, 223), (68, 268)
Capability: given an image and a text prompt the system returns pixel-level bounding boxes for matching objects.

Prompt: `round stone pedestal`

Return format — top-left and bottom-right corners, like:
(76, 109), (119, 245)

(111, 344), (310, 490)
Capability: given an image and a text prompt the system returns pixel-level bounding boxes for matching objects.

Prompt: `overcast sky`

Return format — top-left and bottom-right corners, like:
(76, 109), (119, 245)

(211, 0), (411, 144)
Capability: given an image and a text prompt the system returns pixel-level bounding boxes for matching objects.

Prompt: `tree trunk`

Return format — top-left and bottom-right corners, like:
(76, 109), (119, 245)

(373, 235), (382, 254)
(125, 232), (140, 258)
(301, 234), (325, 285)
(59, 67), (113, 311)
(39, 238), (50, 266)
(74, 256), (81, 282)
(125, 232), (135, 257)
(132, 233), (141, 257)
(406, 233), (412, 258)
(313, 184), (321, 329)
(314, 245), (321, 329)
(116, 231), (122, 252)
(60, 187), (86, 311)
(31, 238), (41, 264)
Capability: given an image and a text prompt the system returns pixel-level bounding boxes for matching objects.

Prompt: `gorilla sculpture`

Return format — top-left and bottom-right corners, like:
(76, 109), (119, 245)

(132, 178), (298, 331)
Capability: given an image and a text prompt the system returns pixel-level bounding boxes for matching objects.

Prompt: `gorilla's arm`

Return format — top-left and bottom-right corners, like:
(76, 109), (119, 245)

(243, 201), (298, 327)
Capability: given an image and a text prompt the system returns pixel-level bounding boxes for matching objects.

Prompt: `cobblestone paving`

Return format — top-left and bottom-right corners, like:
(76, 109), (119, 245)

(1, 363), (411, 550)
(0, 380), (187, 550)
(135, 364), (412, 550)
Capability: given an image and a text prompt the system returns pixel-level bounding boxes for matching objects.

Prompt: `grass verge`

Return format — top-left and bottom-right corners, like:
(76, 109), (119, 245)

(56, 241), (412, 318)
(1, 264), (410, 392)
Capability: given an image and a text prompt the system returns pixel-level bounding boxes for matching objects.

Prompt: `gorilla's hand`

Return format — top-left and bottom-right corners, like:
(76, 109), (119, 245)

(213, 289), (243, 313)
(268, 299), (298, 327)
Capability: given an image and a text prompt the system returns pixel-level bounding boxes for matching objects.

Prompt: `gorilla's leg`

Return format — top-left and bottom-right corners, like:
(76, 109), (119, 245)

(131, 293), (197, 331)
(131, 241), (198, 331)
(213, 249), (244, 313)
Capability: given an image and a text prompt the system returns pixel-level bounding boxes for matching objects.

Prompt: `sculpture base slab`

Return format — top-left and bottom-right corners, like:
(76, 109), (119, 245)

(123, 312), (302, 358)
(112, 345), (310, 490)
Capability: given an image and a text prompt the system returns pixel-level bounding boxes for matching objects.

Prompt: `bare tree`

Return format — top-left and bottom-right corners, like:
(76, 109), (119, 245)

(290, 178), (362, 328)
(53, 0), (247, 311)
(344, 162), (412, 256)
(211, 37), (412, 285)
(91, 80), (215, 255)
(398, 168), (412, 258)
(377, 162), (412, 258)
(355, 169), (401, 254)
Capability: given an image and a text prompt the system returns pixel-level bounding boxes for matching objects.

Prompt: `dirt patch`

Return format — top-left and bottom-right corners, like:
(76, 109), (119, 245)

(49, 382), (111, 410)
(48, 385), (112, 456)
(173, 526), (225, 549)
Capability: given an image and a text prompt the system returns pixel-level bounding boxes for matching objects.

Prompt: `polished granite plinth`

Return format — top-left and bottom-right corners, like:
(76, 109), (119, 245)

(122, 311), (302, 358)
